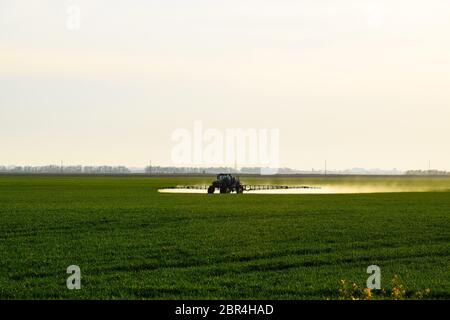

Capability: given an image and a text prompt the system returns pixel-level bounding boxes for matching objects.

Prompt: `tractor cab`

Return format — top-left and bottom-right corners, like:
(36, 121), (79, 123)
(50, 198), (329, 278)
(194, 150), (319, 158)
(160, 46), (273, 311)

(217, 174), (232, 184)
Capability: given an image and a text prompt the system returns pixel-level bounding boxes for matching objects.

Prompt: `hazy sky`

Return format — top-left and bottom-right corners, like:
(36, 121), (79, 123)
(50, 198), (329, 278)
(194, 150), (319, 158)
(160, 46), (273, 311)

(1, 0), (450, 170)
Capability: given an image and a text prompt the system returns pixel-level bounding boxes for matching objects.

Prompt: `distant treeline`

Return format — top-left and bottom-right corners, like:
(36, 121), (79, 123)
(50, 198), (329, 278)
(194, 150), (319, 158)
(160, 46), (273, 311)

(0, 165), (298, 175)
(0, 165), (130, 174)
(405, 170), (450, 176)
(144, 166), (300, 174)
(3, 165), (447, 176)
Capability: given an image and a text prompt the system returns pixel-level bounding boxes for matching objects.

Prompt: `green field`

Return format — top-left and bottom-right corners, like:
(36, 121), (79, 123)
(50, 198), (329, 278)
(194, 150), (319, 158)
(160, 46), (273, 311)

(0, 175), (450, 299)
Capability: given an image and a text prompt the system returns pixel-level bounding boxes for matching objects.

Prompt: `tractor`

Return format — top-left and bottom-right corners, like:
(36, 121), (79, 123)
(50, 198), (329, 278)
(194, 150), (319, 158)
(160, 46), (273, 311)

(207, 174), (244, 194)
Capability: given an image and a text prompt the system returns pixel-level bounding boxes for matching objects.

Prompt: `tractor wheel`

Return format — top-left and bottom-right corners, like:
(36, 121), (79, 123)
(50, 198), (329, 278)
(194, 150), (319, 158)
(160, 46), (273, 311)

(237, 186), (244, 194)
(207, 186), (215, 194)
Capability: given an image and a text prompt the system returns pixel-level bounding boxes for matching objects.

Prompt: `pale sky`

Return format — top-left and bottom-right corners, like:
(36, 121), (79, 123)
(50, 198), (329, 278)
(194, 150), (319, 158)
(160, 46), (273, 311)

(1, 0), (450, 170)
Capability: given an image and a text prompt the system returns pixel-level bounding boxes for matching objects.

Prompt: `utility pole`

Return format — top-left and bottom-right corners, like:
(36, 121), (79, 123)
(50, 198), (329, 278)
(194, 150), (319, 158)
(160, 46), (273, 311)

(324, 160), (327, 176)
